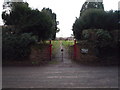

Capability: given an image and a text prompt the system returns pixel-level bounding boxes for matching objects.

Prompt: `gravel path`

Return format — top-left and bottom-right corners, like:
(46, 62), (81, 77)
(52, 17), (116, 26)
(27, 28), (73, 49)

(2, 41), (119, 88)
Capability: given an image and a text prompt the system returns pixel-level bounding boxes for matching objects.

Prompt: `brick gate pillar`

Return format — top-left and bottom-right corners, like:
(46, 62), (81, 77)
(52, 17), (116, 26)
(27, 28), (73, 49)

(74, 39), (77, 60)
(49, 40), (52, 60)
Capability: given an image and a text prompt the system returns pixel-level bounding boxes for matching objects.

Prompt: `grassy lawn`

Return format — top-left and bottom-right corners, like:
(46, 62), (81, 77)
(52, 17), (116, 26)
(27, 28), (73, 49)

(51, 40), (60, 48)
(51, 40), (74, 48)
(62, 40), (74, 47)
(51, 40), (60, 57)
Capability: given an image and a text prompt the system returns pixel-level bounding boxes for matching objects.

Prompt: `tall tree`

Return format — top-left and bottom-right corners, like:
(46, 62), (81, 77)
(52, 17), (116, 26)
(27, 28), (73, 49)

(72, 9), (120, 40)
(42, 8), (59, 40)
(80, 1), (104, 16)
(2, 2), (31, 33)
(2, 2), (58, 41)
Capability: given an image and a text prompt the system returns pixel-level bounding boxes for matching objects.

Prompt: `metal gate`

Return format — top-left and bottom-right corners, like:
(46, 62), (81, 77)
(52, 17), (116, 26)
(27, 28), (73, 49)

(51, 40), (75, 61)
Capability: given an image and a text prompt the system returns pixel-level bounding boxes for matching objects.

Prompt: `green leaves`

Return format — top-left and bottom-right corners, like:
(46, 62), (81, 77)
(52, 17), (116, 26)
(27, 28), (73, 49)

(80, 2), (104, 16)
(42, 8), (58, 40)
(2, 2), (58, 41)
(72, 9), (119, 40)
(2, 32), (37, 60)
(95, 29), (112, 48)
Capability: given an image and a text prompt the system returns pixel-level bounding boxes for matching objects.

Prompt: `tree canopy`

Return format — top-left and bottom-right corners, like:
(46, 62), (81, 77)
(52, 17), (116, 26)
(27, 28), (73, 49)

(42, 8), (59, 40)
(80, 1), (104, 16)
(72, 8), (120, 40)
(2, 2), (59, 41)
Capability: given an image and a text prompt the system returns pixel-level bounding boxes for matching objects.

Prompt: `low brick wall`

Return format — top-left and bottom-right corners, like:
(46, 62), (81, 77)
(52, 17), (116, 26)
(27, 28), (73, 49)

(75, 44), (98, 62)
(30, 45), (50, 63)
(71, 42), (98, 62)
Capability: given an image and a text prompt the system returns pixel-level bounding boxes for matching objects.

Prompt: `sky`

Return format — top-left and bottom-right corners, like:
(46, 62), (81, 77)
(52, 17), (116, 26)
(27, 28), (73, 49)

(0, 0), (120, 37)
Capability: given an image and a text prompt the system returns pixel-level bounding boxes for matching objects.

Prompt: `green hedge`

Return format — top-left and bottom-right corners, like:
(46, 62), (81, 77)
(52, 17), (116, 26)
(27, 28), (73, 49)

(95, 29), (112, 48)
(81, 29), (118, 57)
(3, 33), (37, 60)
(82, 29), (113, 48)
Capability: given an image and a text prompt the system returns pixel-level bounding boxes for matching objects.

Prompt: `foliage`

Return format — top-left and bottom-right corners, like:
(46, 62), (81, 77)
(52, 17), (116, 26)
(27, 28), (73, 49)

(42, 8), (59, 40)
(95, 29), (112, 48)
(80, 1), (104, 16)
(81, 30), (90, 40)
(51, 40), (60, 57)
(72, 9), (120, 40)
(72, 17), (83, 40)
(62, 40), (74, 47)
(80, 29), (115, 57)
(2, 2), (58, 41)
(81, 29), (112, 47)
(2, 31), (37, 60)
(21, 10), (53, 41)
(2, 2), (30, 26)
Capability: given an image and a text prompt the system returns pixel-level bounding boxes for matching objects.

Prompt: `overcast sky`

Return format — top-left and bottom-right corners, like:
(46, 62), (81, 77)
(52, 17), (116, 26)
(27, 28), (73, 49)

(0, 0), (120, 37)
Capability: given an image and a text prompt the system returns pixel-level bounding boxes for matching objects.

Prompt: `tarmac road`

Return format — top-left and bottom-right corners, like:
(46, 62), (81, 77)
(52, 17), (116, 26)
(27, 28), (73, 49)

(2, 64), (118, 88)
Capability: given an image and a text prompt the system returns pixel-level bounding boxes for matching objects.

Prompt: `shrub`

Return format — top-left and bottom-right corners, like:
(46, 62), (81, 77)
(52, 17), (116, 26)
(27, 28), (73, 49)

(2, 32), (37, 60)
(81, 29), (112, 48)
(95, 29), (112, 48)
(82, 30), (89, 40)
(81, 29), (114, 57)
